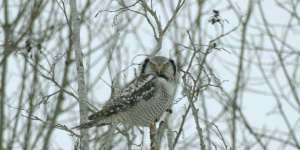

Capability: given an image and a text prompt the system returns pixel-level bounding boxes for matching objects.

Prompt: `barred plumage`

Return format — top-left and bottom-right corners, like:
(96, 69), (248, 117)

(72, 56), (177, 129)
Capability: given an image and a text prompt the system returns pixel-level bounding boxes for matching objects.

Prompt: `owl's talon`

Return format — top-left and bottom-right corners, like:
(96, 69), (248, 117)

(166, 109), (172, 114)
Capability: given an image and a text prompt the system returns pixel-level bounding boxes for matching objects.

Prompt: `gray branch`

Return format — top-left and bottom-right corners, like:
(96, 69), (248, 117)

(69, 0), (89, 149)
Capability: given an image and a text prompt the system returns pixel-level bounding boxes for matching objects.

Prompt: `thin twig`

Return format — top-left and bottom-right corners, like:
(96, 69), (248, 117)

(21, 114), (80, 138)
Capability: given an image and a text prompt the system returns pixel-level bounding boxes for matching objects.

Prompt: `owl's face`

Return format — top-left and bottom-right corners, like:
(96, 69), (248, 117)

(141, 56), (176, 78)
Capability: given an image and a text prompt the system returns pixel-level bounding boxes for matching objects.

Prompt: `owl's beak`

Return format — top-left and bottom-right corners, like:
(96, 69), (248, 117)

(157, 68), (161, 74)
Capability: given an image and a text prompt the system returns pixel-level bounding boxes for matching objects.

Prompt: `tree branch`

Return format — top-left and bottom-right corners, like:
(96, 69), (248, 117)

(69, 0), (89, 149)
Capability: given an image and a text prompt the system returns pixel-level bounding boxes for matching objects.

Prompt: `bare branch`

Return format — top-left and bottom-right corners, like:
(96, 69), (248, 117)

(69, 0), (89, 149)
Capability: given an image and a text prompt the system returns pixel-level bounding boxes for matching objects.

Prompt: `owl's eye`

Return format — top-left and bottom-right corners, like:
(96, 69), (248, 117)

(151, 64), (156, 69)
(163, 64), (168, 69)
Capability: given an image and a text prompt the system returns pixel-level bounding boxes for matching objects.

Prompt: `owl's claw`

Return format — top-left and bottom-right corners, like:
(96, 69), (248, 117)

(166, 109), (172, 114)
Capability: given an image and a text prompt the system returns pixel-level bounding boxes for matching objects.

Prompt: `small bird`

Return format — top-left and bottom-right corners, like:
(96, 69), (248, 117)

(72, 56), (177, 129)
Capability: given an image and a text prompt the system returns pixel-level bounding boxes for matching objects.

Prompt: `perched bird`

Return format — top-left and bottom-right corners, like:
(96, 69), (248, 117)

(72, 56), (177, 129)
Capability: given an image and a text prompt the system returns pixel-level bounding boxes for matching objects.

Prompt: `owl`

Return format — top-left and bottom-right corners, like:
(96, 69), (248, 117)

(72, 56), (177, 129)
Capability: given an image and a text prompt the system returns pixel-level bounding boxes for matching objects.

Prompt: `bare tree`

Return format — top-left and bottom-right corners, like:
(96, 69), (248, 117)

(0, 0), (299, 150)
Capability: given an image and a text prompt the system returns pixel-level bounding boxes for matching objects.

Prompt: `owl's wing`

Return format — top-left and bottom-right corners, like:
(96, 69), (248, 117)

(88, 74), (156, 120)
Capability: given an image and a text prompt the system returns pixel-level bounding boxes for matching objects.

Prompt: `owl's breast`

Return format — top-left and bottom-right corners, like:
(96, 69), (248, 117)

(151, 76), (176, 109)
(156, 76), (176, 94)
(121, 76), (176, 126)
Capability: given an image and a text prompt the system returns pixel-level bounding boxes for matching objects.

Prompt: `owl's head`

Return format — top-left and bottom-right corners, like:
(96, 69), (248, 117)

(141, 56), (177, 78)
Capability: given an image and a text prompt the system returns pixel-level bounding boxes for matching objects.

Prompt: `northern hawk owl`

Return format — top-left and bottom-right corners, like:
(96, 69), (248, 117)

(72, 56), (177, 129)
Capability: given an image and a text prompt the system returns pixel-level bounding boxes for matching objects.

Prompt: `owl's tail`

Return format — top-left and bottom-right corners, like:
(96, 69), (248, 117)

(71, 121), (111, 130)
(71, 121), (95, 130)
